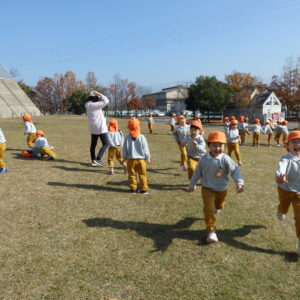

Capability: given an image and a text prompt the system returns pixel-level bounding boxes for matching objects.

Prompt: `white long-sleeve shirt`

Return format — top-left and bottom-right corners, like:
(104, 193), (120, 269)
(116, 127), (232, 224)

(238, 122), (248, 131)
(146, 117), (154, 124)
(226, 128), (239, 143)
(173, 124), (190, 144)
(280, 125), (289, 135)
(85, 94), (109, 135)
(170, 118), (176, 126)
(252, 124), (264, 133)
(264, 124), (273, 134)
(189, 153), (244, 191)
(183, 134), (206, 159)
(0, 128), (6, 144)
(107, 131), (124, 147)
(24, 121), (36, 134)
(35, 137), (49, 148)
(276, 153), (300, 193)
(122, 134), (150, 160)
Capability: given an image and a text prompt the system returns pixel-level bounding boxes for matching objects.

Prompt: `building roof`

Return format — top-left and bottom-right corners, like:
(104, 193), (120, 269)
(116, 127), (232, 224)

(252, 92), (272, 106)
(0, 63), (12, 79)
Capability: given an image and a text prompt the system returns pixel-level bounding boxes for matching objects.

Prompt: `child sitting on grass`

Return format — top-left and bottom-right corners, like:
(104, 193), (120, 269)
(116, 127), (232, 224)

(123, 118), (150, 194)
(183, 120), (206, 180)
(0, 128), (8, 173)
(188, 131), (244, 244)
(107, 119), (126, 175)
(173, 115), (190, 171)
(22, 113), (37, 148)
(34, 130), (57, 160)
(275, 130), (300, 255)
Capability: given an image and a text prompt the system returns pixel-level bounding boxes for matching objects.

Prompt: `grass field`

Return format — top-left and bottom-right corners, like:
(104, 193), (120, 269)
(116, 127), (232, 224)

(0, 116), (299, 300)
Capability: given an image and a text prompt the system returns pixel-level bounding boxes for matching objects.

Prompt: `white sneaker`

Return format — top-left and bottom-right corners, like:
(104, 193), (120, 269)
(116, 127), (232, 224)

(181, 165), (187, 171)
(277, 212), (286, 221)
(91, 160), (103, 167)
(297, 241), (300, 255)
(238, 161), (243, 166)
(207, 232), (218, 243)
(215, 209), (221, 215)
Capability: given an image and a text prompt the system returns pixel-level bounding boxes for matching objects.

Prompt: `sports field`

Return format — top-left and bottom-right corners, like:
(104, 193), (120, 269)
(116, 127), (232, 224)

(0, 116), (299, 300)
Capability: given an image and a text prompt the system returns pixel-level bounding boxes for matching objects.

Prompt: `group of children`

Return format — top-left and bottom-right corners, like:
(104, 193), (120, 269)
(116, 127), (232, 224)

(1, 110), (300, 255)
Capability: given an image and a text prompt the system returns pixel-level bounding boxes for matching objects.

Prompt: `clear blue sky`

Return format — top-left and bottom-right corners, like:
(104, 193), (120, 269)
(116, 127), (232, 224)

(1, 0), (299, 91)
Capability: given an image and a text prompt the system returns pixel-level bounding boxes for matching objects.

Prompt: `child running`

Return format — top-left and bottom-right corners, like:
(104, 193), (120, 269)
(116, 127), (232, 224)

(183, 121), (206, 180)
(107, 119), (126, 175)
(123, 118), (150, 194)
(169, 113), (176, 134)
(0, 128), (8, 173)
(173, 115), (190, 171)
(274, 120), (282, 147)
(226, 119), (242, 166)
(264, 120), (274, 147)
(252, 119), (264, 147)
(281, 120), (289, 146)
(223, 117), (230, 134)
(146, 113), (155, 134)
(23, 113), (37, 148)
(275, 131), (300, 254)
(34, 130), (57, 160)
(188, 131), (244, 243)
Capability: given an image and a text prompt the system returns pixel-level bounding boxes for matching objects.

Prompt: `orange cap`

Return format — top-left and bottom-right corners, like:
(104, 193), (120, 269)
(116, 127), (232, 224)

(21, 150), (33, 157)
(265, 121), (270, 124)
(190, 120), (203, 131)
(238, 116), (245, 122)
(36, 130), (44, 137)
(108, 119), (119, 132)
(23, 113), (32, 122)
(171, 113), (176, 117)
(281, 120), (288, 125)
(288, 131), (300, 142)
(223, 117), (229, 122)
(230, 120), (238, 126)
(254, 119), (260, 124)
(128, 118), (140, 138)
(230, 116), (236, 121)
(207, 131), (226, 144)
(149, 113), (153, 116)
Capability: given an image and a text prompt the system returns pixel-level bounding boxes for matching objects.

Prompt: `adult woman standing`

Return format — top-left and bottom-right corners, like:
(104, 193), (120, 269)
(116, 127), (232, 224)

(85, 91), (110, 166)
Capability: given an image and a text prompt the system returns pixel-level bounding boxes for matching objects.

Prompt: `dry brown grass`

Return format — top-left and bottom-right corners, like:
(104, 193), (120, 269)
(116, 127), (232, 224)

(0, 116), (299, 300)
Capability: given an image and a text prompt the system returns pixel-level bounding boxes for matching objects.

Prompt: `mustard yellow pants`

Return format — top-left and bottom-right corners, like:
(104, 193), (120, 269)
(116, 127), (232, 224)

(108, 146), (124, 168)
(177, 142), (187, 167)
(38, 147), (57, 158)
(282, 134), (288, 146)
(187, 156), (199, 180)
(227, 143), (241, 161)
(267, 133), (273, 146)
(277, 186), (300, 240)
(202, 187), (228, 232)
(274, 133), (281, 144)
(27, 133), (37, 148)
(0, 143), (6, 169)
(253, 132), (260, 146)
(239, 130), (246, 144)
(148, 123), (153, 134)
(127, 158), (148, 191)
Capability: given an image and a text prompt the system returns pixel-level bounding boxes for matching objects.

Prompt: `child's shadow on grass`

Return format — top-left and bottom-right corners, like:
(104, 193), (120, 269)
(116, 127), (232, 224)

(82, 217), (298, 262)
(47, 181), (129, 193)
(52, 165), (107, 173)
(106, 180), (187, 191)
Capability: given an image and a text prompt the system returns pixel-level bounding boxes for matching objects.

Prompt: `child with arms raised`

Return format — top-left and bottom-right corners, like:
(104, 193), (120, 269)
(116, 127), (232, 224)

(188, 131), (244, 243)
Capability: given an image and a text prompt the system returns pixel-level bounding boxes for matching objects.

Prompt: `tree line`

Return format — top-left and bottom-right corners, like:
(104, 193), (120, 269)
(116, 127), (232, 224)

(18, 72), (156, 116)
(18, 56), (300, 118)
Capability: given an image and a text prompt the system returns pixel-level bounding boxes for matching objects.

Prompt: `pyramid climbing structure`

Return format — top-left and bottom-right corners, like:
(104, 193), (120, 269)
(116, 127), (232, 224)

(0, 63), (42, 118)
